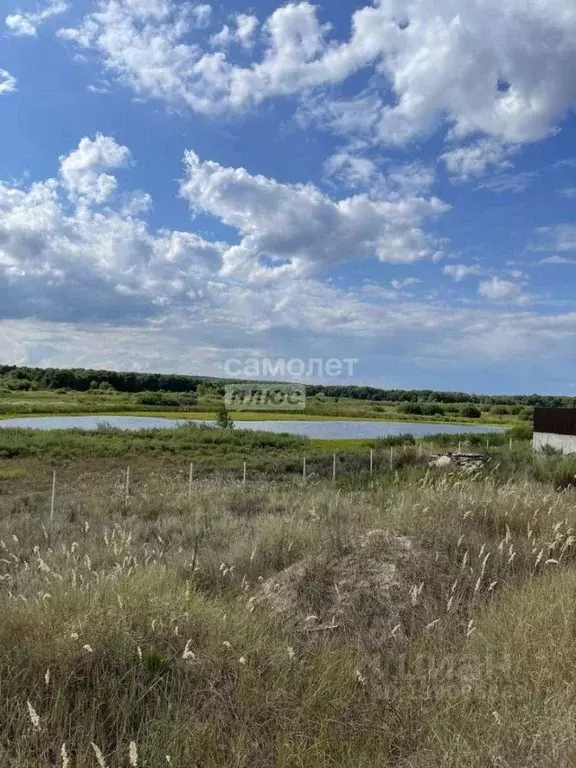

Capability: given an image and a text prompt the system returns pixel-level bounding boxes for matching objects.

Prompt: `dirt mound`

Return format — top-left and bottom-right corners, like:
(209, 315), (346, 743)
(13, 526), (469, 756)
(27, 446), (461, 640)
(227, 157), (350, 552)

(253, 531), (435, 649)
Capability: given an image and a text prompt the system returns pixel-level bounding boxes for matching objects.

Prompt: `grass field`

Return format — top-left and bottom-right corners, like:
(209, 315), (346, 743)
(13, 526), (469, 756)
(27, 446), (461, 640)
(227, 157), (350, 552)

(0, 387), (520, 427)
(4, 423), (576, 765)
(0, 420), (524, 463)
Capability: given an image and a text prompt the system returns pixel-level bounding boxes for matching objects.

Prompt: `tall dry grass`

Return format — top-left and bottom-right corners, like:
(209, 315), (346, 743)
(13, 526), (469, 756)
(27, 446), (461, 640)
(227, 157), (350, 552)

(2, 466), (576, 766)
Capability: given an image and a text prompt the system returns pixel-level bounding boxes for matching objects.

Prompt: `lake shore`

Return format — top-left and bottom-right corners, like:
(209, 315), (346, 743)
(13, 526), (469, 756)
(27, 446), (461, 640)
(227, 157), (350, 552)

(0, 408), (515, 429)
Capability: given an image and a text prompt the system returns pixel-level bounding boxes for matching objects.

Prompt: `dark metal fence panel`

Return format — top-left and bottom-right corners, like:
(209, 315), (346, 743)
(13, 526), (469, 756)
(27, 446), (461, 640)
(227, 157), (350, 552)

(534, 407), (576, 436)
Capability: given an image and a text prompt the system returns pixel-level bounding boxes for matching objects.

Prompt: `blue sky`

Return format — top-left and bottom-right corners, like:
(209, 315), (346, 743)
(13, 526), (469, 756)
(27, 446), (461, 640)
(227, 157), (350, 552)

(1, 0), (576, 394)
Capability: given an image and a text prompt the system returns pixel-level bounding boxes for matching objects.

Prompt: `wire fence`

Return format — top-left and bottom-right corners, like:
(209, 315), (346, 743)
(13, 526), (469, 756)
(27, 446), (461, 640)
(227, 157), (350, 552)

(0, 435), (536, 524)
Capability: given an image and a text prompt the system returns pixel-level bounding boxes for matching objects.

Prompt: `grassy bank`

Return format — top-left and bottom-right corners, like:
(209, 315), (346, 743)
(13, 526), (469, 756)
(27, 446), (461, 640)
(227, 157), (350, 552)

(3, 456), (576, 766)
(0, 386), (521, 427)
(0, 420), (520, 465)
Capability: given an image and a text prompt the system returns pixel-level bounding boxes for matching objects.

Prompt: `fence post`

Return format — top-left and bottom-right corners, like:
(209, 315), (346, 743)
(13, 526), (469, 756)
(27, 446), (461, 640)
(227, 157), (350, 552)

(458, 441), (462, 454)
(125, 467), (130, 510)
(369, 449), (374, 477)
(332, 453), (337, 481)
(243, 461), (247, 486)
(390, 446), (394, 470)
(188, 462), (194, 501)
(303, 457), (307, 481)
(50, 470), (56, 525)
(486, 438), (490, 450)
(509, 437), (513, 451)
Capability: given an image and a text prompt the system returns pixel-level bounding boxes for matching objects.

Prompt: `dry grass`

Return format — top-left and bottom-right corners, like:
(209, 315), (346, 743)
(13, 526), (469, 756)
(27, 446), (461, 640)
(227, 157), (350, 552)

(2, 463), (576, 766)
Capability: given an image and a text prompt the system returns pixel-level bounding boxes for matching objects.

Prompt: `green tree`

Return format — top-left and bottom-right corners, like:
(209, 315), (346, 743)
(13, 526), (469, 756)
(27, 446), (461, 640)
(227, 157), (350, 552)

(216, 404), (235, 430)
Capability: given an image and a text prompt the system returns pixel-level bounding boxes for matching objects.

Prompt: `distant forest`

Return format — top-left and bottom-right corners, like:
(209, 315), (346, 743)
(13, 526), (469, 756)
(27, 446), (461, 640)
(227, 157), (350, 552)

(0, 364), (573, 408)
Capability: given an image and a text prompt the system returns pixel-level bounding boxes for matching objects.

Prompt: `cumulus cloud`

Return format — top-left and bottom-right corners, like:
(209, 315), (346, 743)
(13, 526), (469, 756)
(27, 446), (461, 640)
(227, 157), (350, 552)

(532, 224), (576, 253)
(0, 69), (17, 95)
(441, 140), (514, 179)
(4, 137), (576, 386)
(0, 135), (448, 331)
(443, 264), (483, 282)
(191, 4), (211, 28)
(211, 14), (259, 49)
(58, 0), (576, 149)
(324, 153), (435, 199)
(324, 152), (381, 191)
(6, 0), (68, 36)
(390, 277), (421, 291)
(179, 150), (449, 278)
(478, 277), (523, 301)
(235, 14), (259, 48)
(0, 136), (227, 324)
(59, 134), (131, 203)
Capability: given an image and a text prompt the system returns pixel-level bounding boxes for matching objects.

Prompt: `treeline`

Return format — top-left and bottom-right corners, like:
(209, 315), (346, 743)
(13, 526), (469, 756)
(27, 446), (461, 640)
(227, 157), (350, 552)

(0, 365), (574, 407)
(0, 366), (211, 394)
(307, 385), (575, 408)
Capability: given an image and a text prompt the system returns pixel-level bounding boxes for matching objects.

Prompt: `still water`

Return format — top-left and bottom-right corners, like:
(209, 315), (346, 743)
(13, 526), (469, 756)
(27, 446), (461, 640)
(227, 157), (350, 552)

(0, 415), (506, 439)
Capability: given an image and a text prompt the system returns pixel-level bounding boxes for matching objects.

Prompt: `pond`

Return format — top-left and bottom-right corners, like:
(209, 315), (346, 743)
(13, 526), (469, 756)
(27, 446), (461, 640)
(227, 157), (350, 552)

(0, 415), (506, 440)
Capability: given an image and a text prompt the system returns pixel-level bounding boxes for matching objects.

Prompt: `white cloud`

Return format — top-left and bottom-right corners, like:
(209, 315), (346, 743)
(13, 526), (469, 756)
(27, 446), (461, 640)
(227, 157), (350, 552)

(59, 134), (131, 203)
(6, 0), (68, 37)
(506, 269), (526, 280)
(211, 14), (258, 49)
(180, 150), (449, 278)
(191, 4), (211, 28)
(0, 136), (447, 335)
(324, 152), (380, 191)
(235, 14), (258, 48)
(4, 137), (576, 388)
(388, 163), (436, 197)
(5, 298), (576, 388)
(478, 277), (523, 301)
(560, 188), (576, 199)
(539, 255), (576, 265)
(532, 224), (576, 252)
(0, 136), (227, 324)
(441, 140), (514, 178)
(0, 69), (17, 95)
(210, 25), (232, 48)
(324, 153), (435, 198)
(391, 277), (421, 290)
(58, 0), (576, 149)
(478, 169), (539, 194)
(443, 264), (483, 282)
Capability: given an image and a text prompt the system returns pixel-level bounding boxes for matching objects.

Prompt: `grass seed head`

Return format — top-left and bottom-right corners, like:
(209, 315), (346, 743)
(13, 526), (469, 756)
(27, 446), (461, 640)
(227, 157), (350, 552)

(90, 742), (108, 768)
(129, 740), (138, 767)
(26, 700), (40, 731)
(61, 743), (70, 768)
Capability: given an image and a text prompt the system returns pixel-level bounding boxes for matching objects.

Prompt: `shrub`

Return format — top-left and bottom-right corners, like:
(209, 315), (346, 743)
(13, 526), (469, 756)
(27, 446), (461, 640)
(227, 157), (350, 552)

(136, 391), (197, 407)
(461, 405), (481, 418)
(421, 403), (445, 416)
(398, 403), (423, 415)
(519, 407), (533, 421)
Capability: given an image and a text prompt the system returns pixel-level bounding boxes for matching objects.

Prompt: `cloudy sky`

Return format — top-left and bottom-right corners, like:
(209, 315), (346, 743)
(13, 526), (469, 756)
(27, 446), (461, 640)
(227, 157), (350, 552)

(1, 0), (576, 393)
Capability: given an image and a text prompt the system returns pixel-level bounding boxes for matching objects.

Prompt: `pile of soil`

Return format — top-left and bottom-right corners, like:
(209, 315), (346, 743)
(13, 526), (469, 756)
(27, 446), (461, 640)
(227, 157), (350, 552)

(253, 531), (439, 650)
